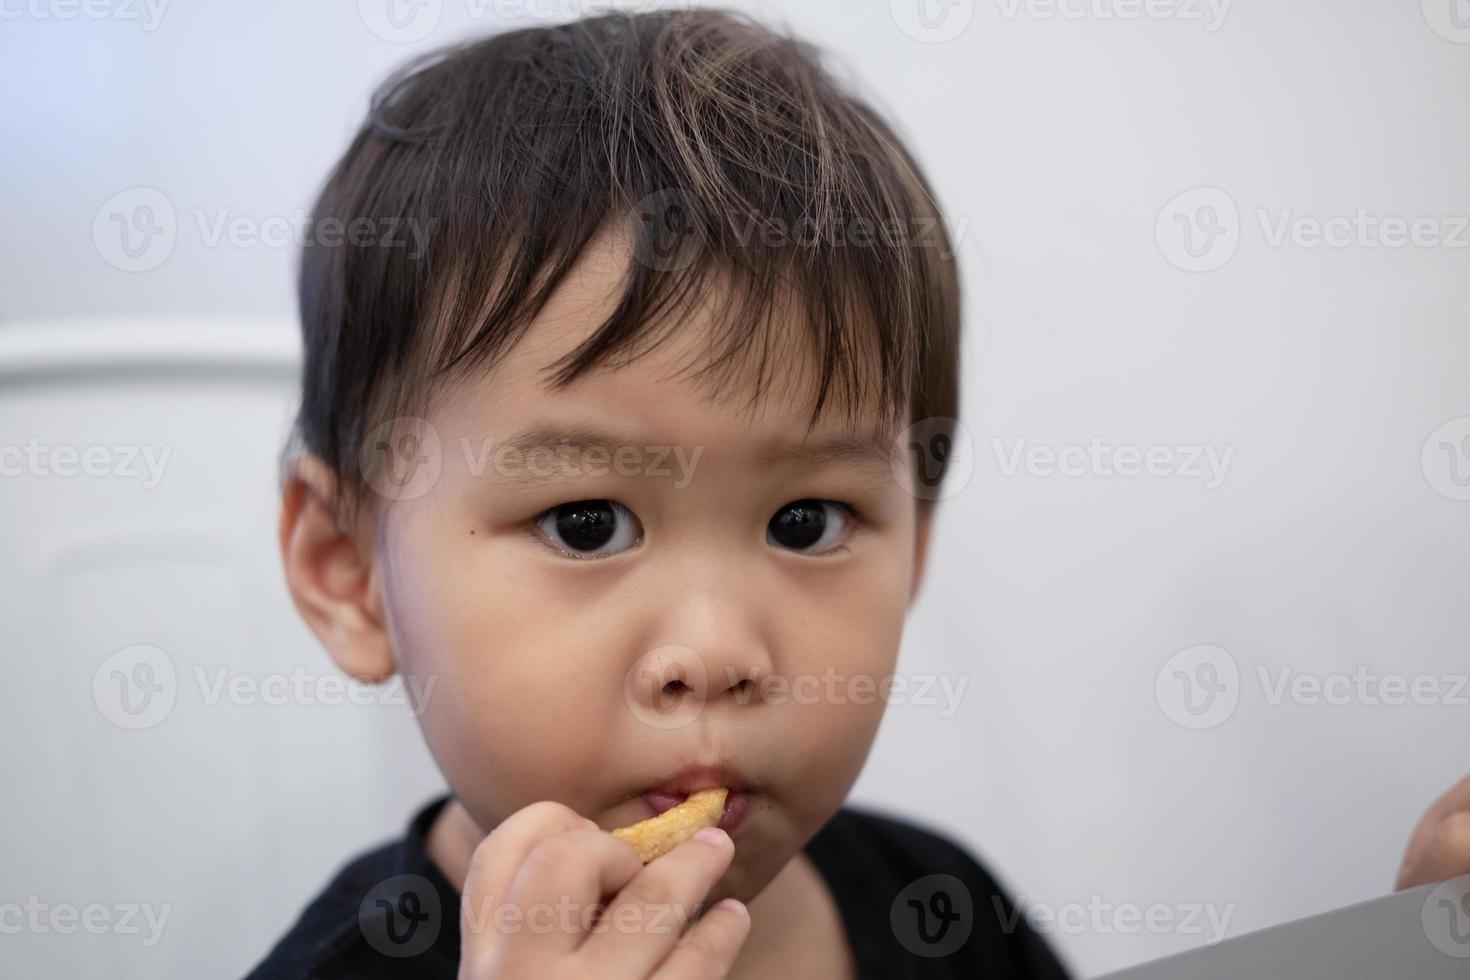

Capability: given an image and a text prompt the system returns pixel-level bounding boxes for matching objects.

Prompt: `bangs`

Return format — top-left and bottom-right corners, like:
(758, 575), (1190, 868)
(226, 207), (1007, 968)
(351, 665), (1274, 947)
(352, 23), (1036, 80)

(418, 206), (912, 437)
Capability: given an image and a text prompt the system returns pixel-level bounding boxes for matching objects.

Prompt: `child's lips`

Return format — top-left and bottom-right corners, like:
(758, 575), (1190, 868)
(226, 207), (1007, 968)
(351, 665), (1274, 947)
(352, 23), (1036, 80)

(642, 788), (751, 835)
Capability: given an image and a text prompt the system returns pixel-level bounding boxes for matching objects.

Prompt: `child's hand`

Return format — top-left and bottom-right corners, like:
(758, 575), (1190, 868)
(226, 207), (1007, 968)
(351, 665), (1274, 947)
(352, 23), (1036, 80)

(1397, 773), (1470, 890)
(456, 801), (750, 979)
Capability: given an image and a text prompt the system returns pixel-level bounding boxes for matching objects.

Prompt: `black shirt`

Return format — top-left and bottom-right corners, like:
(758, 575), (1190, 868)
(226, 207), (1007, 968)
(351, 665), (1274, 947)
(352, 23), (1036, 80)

(246, 796), (1070, 979)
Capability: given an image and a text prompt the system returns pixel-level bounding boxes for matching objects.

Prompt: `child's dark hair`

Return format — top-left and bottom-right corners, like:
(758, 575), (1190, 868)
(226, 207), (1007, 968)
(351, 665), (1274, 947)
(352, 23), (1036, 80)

(286, 7), (960, 526)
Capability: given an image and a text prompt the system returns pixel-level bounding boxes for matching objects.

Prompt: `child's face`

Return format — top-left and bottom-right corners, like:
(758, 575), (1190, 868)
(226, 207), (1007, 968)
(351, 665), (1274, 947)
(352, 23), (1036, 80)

(358, 228), (930, 904)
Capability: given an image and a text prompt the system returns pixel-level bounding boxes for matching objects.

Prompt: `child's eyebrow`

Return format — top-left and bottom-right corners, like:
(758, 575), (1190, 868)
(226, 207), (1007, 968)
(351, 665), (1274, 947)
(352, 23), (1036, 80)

(492, 423), (900, 477)
(759, 431), (901, 470)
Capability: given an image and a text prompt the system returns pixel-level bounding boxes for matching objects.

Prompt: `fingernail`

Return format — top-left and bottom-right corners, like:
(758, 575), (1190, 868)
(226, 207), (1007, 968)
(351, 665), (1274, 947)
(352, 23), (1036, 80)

(715, 897), (749, 923)
(693, 826), (730, 847)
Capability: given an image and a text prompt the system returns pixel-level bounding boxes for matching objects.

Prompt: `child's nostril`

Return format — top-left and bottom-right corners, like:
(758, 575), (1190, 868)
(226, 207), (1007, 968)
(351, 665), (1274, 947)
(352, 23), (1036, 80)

(663, 679), (688, 695)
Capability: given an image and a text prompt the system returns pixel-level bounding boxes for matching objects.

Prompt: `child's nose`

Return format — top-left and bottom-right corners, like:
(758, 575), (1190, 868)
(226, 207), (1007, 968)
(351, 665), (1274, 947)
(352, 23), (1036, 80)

(618, 552), (780, 725)
(623, 640), (768, 732)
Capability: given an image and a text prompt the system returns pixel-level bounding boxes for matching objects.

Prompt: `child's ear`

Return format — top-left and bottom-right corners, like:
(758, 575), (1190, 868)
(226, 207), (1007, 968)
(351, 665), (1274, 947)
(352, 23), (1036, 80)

(909, 503), (933, 606)
(277, 454), (395, 683)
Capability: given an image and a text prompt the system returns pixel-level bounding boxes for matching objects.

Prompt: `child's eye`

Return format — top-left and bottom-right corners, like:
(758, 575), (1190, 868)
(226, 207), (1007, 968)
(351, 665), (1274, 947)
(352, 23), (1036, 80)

(533, 499), (642, 559)
(766, 499), (854, 556)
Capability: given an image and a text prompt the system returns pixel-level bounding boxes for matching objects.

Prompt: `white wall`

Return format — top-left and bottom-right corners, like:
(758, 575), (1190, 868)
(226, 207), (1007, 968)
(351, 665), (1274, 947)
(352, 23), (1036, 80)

(2, 1), (1467, 977)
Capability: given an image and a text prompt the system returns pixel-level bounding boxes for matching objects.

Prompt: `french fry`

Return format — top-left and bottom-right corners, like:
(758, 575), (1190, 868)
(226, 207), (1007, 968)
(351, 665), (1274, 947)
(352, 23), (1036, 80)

(611, 787), (729, 863)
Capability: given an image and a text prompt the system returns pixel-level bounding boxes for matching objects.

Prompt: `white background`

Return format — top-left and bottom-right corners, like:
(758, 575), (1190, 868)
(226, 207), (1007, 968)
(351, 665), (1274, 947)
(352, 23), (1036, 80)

(2, 1), (1468, 977)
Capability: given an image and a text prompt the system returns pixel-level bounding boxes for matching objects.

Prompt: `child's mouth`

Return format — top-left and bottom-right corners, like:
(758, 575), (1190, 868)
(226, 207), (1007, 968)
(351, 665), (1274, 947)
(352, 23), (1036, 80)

(642, 788), (750, 834)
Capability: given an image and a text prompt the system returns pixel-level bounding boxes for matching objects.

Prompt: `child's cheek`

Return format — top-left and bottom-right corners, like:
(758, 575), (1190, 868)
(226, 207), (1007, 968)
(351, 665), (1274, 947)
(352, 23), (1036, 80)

(405, 636), (624, 827)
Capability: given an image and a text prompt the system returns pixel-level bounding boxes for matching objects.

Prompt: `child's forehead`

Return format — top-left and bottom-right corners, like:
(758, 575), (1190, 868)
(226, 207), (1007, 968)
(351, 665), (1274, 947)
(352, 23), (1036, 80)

(436, 322), (895, 459)
(431, 223), (899, 447)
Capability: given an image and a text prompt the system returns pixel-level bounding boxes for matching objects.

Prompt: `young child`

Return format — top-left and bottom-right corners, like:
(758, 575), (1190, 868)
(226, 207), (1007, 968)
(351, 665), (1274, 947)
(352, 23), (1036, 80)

(249, 8), (1470, 979)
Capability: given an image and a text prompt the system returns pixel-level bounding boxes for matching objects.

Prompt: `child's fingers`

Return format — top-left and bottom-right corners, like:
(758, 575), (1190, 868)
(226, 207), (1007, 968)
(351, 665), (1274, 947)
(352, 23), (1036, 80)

(459, 801), (599, 968)
(491, 826), (646, 962)
(1398, 809), (1470, 890)
(577, 827), (737, 976)
(1397, 773), (1470, 889)
(651, 898), (751, 980)
(1424, 773), (1470, 816)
